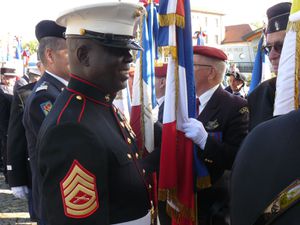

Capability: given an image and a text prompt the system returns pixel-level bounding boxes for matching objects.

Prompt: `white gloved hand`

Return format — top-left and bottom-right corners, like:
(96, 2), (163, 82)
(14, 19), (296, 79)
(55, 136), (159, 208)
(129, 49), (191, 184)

(182, 118), (208, 149)
(11, 186), (29, 200)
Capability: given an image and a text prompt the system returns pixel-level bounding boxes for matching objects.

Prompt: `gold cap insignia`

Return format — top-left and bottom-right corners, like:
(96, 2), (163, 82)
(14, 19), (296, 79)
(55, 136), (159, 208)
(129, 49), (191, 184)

(105, 94), (110, 102)
(239, 106), (249, 114)
(79, 28), (86, 35)
(60, 160), (99, 218)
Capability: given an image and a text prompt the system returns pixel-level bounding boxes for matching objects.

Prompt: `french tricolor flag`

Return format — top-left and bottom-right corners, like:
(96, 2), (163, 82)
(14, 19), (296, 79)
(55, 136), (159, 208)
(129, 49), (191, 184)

(157, 0), (196, 224)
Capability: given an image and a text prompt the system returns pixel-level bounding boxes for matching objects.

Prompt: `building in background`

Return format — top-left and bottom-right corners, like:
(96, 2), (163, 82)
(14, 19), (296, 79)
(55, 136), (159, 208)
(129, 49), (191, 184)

(191, 4), (225, 46)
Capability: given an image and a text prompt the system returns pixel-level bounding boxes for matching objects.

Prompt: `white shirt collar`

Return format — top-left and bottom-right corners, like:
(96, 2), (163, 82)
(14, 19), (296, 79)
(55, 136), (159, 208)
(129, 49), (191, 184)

(46, 70), (69, 86)
(157, 96), (165, 107)
(198, 84), (219, 114)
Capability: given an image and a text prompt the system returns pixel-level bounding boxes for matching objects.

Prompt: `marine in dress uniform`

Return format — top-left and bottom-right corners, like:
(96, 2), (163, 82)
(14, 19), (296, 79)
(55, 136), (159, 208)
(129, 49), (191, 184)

(182, 46), (249, 224)
(22, 20), (68, 223)
(36, 3), (152, 225)
(231, 109), (300, 225)
(248, 2), (291, 130)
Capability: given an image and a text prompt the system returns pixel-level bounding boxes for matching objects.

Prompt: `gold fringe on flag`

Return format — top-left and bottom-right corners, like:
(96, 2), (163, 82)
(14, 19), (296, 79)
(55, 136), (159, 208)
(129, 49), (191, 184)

(158, 188), (196, 223)
(295, 24), (300, 110)
(196, 176), (212, 189)
(158, 46), (177, 60)
(288, 20), (300, 110)
(139, 15), (146, 156)
(159, 13), (185, 28)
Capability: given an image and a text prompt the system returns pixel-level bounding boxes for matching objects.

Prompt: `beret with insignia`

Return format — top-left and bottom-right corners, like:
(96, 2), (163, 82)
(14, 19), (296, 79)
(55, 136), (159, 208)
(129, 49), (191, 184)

(266, 2), (291, 34)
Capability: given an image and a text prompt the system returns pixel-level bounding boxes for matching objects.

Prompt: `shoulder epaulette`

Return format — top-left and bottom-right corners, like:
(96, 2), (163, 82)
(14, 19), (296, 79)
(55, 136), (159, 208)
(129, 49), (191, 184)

(36, 81), (49, 93)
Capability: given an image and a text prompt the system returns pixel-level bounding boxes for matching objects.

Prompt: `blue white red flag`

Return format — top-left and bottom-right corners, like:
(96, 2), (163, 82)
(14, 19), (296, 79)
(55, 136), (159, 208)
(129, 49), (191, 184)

(130, 1), (158, 154)
(157, 0), (196, 224)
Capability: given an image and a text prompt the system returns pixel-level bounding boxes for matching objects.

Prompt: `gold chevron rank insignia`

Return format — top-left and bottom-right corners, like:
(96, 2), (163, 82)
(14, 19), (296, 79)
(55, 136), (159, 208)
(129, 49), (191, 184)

(60, 160), (99, 218)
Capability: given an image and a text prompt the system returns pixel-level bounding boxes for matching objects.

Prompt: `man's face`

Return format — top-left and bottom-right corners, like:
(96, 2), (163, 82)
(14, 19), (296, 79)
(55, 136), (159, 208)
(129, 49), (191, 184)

(228, 75), (244, 92)
(193, 54), (212, 93)
(266, 30), (286, 74)
(88, 41), (133, 93)
(52, 41), (69, 80)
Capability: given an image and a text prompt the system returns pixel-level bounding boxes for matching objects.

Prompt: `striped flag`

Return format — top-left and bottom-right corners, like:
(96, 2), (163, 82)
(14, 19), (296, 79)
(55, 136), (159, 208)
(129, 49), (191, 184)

(130, 0), (158, 154)
(274, 0), (300, 116)
(157, 0), (196, 224)
(248, 33), (271, 94)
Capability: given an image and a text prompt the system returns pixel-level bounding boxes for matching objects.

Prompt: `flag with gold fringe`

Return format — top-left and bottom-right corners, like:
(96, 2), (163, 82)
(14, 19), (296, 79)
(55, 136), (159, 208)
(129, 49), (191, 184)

(157, 0), (197, 224)
(130, 1), (159, 224)
(274, 0), (300, 116)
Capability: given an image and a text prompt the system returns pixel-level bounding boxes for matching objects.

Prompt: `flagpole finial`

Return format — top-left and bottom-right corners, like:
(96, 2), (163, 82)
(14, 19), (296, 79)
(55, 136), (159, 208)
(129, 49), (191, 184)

(291, 0), (300, 14)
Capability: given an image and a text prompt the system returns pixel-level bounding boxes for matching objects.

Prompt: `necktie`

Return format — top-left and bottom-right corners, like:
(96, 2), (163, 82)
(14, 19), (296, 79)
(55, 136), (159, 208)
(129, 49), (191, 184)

(196, 98), (200, 115)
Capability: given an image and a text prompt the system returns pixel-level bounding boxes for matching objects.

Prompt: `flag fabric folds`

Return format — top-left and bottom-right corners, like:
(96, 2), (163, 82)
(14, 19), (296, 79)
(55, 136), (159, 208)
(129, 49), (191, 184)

(248, 34), (264, 94)
(130, 0), (158, 154)
(274, 1), (300, 116)
(248, 33), (272, 94)
(15, 36), (23, 60)
(157, 0), (196, 224)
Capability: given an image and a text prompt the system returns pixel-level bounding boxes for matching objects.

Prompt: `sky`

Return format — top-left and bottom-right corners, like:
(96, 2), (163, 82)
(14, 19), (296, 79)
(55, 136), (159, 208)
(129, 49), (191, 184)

(0, 0), (290, 41)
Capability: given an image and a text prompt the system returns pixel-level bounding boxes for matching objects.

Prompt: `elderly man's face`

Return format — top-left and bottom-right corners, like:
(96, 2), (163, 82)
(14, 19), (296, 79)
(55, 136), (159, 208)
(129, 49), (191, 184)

(88, 41), (133, 93)
(266, 30), (286, 74)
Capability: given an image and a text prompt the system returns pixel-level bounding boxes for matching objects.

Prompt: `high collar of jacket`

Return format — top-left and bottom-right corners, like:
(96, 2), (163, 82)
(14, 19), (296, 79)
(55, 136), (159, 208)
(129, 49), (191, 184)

(67, 74), (116, 105)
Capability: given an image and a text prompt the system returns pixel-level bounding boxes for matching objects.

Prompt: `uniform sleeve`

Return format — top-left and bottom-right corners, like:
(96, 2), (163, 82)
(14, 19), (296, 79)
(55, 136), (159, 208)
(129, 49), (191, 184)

(7, 94), (29, 187)
(37, 123), (110, 225)
(28, 91), (57, 137)
(0, 94), (11, 138)
(201, 103), (249, 172)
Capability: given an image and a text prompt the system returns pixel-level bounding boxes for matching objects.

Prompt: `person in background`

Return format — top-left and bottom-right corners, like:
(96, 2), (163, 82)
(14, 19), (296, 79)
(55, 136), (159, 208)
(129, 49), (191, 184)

(155, 63), (167, 123)
(6, 66), (43, 222)
(182, 46), (249, 224)
(0, 67), (17, 183)
(224, 70), (247, 98)
(22, 20), (69, 225)
(247, 2), (291, 130)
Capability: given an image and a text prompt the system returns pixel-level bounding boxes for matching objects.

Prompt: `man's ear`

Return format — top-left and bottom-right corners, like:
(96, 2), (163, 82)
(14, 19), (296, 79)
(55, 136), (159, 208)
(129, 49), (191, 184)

(77, 45), (89, 66)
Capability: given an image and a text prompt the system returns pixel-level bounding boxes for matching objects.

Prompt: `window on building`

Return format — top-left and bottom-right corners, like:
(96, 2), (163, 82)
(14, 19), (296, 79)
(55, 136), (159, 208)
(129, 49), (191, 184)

(215, 35), (219, 44)
(215, 18), (219, 27)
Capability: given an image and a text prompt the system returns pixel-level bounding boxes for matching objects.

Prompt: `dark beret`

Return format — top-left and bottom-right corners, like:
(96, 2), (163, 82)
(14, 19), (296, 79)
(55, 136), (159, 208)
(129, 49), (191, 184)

(193, 46), (227, 61)
(35, 20), (66, 41)
(266, 2), (291, 34)
(155, 63), (168, 78)
(226, 71), (246, 82)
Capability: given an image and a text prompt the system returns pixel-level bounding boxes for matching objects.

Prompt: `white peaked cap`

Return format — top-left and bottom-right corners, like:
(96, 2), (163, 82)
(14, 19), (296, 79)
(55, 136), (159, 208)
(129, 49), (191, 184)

(56, 2), (145, 50)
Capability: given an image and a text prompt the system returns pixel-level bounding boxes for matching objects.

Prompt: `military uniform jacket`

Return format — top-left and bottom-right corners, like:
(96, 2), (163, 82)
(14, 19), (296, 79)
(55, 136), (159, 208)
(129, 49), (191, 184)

(198, 86), (249, 180)
(247, 77), (276, 130)
(7, 82), (36, 187)
(23, 72), (66, 217)
(197, 86), (249, 219)
(36, 75), (151, 225)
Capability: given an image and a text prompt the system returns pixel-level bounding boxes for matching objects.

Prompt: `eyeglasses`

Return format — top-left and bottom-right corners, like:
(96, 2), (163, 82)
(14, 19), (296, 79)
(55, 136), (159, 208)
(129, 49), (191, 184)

(263, 42), (283, 55)
(193, 64), (213, 70)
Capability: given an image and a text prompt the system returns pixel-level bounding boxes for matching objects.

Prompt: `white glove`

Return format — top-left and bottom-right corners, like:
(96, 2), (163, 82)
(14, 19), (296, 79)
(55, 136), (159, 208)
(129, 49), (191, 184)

(182, 118), (208, 149)
(11, 186), (29, 200)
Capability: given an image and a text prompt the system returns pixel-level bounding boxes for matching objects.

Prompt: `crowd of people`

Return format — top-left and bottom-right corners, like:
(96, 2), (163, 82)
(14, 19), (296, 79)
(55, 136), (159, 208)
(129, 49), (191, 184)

(0, 1), (299, 225)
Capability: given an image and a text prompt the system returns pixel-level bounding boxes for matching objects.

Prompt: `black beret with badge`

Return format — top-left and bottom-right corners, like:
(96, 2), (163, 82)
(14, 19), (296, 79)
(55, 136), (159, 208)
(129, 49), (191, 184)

(266, 2), (292, 34)
(56, 2), (146, 50)
(35, 20), (66, 41)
